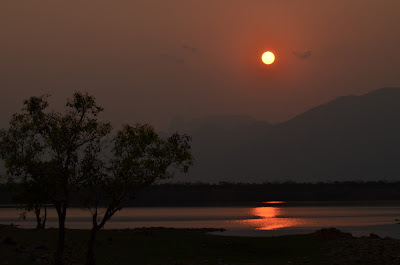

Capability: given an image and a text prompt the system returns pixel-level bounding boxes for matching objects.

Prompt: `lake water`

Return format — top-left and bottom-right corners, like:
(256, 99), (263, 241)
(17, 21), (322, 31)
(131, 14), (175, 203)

(1, 201), (400, 238)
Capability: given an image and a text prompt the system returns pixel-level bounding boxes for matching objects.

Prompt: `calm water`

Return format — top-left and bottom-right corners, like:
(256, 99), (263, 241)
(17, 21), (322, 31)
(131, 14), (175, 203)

(1, 201), (400, 238)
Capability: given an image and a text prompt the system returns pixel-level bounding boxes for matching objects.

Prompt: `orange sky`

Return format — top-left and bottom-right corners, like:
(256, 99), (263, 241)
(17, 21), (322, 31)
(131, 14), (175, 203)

(1, 0), (400, 129)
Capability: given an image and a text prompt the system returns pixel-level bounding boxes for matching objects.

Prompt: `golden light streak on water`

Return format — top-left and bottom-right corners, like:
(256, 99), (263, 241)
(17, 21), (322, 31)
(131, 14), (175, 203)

(233, 207), (304, 230)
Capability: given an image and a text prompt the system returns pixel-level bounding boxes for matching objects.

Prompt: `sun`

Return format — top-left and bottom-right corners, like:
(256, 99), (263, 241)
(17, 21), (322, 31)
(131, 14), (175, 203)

(261, 51), (275, 65)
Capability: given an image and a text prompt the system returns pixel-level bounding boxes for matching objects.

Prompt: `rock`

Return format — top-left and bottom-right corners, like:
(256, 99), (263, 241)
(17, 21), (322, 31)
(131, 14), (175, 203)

(312, 228), (353, 240)
(370, 233), (380, 239)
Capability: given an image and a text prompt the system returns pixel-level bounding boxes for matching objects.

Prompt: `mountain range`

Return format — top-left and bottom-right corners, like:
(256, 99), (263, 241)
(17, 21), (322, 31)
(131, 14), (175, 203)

(169, 87), (400, 183)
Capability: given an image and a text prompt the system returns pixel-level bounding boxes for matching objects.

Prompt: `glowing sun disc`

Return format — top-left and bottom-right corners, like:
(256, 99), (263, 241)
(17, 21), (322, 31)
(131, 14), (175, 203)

(262, 51), (275, 65)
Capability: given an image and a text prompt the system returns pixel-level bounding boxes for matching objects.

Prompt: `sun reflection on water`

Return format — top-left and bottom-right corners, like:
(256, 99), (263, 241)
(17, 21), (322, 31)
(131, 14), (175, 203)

(263, 201), (285, 204)
(234, 206), (303, 230)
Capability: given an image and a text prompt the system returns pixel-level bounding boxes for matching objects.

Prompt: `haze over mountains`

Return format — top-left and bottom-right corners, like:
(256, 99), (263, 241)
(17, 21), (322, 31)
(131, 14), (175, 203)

(1, 87), (399, 184)
(170, 87), (400, 183)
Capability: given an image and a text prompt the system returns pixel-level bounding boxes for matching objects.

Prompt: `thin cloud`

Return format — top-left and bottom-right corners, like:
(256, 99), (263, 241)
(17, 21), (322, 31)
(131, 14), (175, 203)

(160, 53), (185, 64)
(182, 45), (197, 53)
(293, 50), (312, 59)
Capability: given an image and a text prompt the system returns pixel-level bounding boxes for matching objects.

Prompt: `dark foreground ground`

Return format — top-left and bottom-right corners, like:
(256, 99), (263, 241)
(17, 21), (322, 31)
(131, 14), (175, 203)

(1, 225), (400, 265)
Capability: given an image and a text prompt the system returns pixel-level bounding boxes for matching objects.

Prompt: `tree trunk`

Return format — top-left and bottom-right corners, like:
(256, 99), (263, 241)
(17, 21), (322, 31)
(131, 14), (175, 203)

(35, 206), (43, 230)
(86, 228), (98, 265)
(85, 206), (119, 265)
(54, 204), (67, 265)
(34, 204), (47, 229)
(42, 204), (47, 229)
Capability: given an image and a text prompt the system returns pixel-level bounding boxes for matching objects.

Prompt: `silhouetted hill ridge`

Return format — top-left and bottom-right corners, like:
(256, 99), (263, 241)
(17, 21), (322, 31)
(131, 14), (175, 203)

(173, 87), (400, 182)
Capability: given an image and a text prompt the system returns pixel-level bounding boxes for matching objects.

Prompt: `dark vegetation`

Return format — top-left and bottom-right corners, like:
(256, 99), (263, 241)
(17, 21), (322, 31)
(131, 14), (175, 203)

(2, 181), (400, 207)
(133, 181), (400, 205)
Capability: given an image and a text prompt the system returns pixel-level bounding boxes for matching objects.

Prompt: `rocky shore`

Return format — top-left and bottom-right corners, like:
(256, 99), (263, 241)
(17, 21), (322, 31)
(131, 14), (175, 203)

(313, 228), (400, 265)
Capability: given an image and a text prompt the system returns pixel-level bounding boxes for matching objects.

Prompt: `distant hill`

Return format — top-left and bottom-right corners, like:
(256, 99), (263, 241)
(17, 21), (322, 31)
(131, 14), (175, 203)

(169, 114), (262, 133)
(171, 87), (400, 183)
(2, 88), (400, 183)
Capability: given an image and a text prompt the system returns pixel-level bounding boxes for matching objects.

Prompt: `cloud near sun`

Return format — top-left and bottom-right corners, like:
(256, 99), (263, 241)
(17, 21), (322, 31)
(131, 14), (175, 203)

(292, 50), (312, 59)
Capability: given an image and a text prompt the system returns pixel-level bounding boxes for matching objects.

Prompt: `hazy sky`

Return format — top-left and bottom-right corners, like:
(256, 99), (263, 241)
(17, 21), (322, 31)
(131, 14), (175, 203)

(1, 0), (400, 129)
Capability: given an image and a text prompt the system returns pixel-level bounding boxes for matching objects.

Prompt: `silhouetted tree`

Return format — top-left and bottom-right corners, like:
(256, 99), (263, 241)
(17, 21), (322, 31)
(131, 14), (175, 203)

(80, 124), (192, 265)
(0, 92), (111, 265)
(0, 114), (50, 229)
(8, 179), (48, 229)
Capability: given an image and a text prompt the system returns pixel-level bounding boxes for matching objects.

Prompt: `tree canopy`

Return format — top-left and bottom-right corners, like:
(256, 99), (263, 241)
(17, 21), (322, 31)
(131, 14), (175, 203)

(0, 92), (193, 265)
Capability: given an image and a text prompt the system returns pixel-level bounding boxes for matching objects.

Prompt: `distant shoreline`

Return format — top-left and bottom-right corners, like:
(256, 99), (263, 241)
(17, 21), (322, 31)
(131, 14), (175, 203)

(2, 181), (400, 207)
(3, 200), (400, 208)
